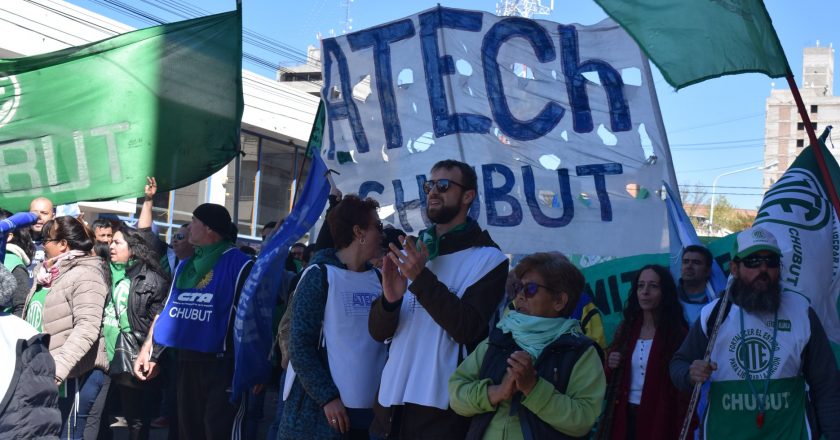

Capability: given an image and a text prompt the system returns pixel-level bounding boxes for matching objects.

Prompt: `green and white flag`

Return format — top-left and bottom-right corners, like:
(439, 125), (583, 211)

(594, 0), (789, 89)
(0, 9), (243, 212)
(753, 133), (840, 365)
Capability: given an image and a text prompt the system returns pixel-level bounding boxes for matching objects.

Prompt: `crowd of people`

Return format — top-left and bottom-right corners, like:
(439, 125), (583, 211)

(0, 159), (839, 440)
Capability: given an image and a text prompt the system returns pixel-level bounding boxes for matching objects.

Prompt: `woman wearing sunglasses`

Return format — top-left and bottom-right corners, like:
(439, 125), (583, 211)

(21, 215), (111, 439)
(279, 195), (388, 440)
(449, 252), (606, 439)
(598, 265), (691, 440)
(103, 223), (170, 439)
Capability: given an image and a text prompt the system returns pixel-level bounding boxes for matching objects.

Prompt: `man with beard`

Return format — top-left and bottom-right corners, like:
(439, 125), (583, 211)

(670, 226), (840, 439)
(678, 244), (715, 325)
(369, 159), (508, 439)
(26, 197), (54, 279)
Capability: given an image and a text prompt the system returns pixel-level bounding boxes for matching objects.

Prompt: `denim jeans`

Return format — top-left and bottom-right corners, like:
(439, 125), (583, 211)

(58, 369), (111, 440)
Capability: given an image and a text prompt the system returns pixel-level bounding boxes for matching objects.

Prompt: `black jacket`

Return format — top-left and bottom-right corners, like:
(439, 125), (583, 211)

(0, 322), (61, 439)
(124, 261), (170, 337)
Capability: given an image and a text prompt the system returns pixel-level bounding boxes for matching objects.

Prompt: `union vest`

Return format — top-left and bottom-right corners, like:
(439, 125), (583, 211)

(154, 248), (252, 353)
(699, 293), (813, 439)
(377, 246), (508, 409)
(465, 327), (596, 440)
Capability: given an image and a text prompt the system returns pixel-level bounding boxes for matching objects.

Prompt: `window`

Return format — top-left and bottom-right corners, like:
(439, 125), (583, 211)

(797, 122), (804, 130)
(812, 122), (818, 129)
(797, 139), (805, 148)
(811, 105), (819, 113)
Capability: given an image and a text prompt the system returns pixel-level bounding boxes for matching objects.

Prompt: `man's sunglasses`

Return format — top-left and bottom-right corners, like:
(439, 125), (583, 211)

(509, 281), (551, 299)
(740, 255), (781, 269)
(422, 179), (469, 194)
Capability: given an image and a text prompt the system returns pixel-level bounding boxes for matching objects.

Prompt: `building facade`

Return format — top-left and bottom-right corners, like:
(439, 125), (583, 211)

(764, 43), (838, 188)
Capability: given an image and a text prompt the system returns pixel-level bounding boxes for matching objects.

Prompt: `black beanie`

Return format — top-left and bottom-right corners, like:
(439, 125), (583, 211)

(193, 203), (232, 237)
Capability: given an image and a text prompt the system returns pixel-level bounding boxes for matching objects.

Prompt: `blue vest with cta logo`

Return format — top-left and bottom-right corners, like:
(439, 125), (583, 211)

(154, 248), (252, 353)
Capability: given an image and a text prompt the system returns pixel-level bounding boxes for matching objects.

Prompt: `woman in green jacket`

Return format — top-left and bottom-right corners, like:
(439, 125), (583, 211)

(449, 252), (606, 440)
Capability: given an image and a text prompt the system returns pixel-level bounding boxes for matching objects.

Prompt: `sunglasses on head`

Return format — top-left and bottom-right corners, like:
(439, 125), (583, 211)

(422, 179), (468, 194)
(510, 281), (551, 299)
(739, 255), (781, 269)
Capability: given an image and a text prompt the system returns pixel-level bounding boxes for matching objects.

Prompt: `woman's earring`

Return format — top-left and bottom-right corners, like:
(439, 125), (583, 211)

(360, 236), (366, 245)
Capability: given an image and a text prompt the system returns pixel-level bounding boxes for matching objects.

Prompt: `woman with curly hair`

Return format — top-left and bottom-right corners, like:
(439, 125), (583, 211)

(103, 223), (170, 440)
(598, 264), (692, 440)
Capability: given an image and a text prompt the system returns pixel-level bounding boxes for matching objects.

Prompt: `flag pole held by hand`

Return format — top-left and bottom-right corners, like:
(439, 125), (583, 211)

(678, 275), (734, 440)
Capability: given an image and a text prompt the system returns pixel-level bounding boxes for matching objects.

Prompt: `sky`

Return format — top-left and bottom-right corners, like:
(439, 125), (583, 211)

(65, 0), (840, 210)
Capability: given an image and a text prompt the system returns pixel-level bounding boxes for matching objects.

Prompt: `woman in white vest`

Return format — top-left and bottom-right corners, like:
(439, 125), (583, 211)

(278, 195), (388, 440)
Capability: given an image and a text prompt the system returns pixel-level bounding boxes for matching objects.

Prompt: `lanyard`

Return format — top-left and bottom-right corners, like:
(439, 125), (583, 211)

(738, 306), (779, 429)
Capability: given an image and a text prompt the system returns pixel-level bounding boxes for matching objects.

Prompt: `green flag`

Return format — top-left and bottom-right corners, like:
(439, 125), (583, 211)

(753, 130), (840, 366)
(0, 9), (243, 212)
(594, 0), (788, 89)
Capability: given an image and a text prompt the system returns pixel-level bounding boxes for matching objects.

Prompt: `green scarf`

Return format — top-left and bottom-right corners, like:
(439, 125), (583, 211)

(496, 311), (582, 360)
(110, 261), (128, 291)
(176, 240), (231, 289)
(418, 221), (469, 260)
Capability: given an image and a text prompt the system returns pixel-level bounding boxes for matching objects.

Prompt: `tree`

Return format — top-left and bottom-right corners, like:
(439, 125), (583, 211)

(712, 195), (754, 233)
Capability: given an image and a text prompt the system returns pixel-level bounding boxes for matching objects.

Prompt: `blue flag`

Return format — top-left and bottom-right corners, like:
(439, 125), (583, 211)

(664, 181), (728, 438)
(232, 104), (328, 399)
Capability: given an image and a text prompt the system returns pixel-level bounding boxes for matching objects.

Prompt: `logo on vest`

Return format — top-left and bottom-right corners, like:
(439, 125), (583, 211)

(342, 291), (380, 316)
(168, 291), (214, 322)
(728, 330), (780, 379)
(26, 301), (43, 328)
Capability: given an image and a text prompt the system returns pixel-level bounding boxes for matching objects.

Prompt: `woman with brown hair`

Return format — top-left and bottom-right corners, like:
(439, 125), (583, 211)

(599, 264), (692, 440)
(22, 215), (110, 439)
(278, 195), (387, 440)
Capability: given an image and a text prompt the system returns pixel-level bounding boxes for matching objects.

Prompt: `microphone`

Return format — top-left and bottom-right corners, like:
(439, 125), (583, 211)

(0, 212), (38, 235)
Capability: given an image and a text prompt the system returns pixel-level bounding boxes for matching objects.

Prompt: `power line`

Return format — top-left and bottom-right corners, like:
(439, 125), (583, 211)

(678, 159), (764, 173)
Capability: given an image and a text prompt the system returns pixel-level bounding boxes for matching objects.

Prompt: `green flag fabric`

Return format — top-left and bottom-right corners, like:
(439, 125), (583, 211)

(0, 9), (243, 212)
(753, 130), (840, 366)
(593, 0), (788, 89)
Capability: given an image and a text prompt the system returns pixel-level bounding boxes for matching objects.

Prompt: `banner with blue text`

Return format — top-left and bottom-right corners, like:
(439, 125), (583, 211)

(319, 7), (677, 256)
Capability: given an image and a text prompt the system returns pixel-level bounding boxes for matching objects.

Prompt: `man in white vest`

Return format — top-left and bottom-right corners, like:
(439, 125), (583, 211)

(670, 226), (840, 439)
(370, 159), (509, 439)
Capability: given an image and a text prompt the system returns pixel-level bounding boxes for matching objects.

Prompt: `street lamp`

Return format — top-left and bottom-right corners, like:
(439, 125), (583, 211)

(708, 161), (779, 234)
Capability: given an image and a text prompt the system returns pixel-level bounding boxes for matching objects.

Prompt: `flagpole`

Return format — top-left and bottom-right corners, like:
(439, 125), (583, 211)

(784, 73), (840, 218)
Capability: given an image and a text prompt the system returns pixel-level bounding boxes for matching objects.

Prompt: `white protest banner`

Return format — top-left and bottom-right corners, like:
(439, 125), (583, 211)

(320, 6), (677, 257)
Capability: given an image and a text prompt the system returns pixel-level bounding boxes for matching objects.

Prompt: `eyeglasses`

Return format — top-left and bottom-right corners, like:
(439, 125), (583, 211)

(510, 281), (551, 298)
(740, 255), (781, 269)
(422, 179), (469, 194)
(174, 233), (185, 241)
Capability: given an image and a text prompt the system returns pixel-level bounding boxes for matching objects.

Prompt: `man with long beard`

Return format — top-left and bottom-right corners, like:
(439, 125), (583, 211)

(369, 159), (508, 439)
(670, 226), (840, 439)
